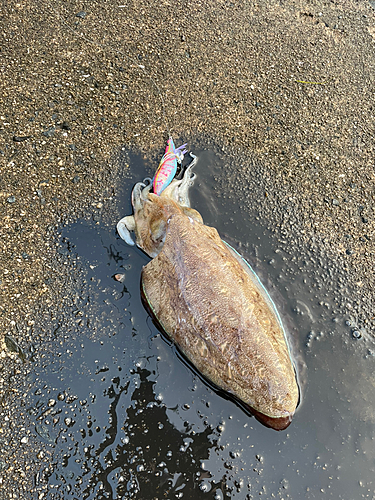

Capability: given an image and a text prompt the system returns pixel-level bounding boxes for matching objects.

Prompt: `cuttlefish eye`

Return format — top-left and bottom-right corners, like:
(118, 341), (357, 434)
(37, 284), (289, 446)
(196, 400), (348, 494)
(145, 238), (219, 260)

(150, 218), (166, 244)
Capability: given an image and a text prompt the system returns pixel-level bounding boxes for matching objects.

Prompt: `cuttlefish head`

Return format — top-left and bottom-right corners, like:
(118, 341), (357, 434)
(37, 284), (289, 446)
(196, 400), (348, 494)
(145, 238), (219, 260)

(117, 153), (201, 258)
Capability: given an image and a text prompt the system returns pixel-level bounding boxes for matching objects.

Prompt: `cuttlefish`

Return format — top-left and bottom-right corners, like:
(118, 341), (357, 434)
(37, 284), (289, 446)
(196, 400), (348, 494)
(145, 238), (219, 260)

(117, 140), (299, 430)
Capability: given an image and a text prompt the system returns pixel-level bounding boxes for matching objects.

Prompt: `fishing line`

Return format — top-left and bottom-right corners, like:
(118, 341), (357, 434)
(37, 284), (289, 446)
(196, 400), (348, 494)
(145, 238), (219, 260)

(45, 2), (172, 139)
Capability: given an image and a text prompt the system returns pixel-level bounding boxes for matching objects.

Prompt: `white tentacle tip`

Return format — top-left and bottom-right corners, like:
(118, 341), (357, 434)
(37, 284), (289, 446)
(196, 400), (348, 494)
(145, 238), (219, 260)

(117, 220), (135, 246)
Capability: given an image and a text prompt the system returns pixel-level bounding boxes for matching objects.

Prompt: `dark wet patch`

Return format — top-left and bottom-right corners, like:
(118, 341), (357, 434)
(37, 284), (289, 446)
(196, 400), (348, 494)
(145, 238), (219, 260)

(18, 146), (375, 499)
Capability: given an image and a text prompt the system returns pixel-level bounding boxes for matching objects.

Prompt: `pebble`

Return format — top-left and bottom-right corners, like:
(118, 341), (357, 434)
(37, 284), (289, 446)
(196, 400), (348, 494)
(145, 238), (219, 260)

(7, 195), (16, 203)
(4, 334), (24, 359)
(57, 247), (69, 256)
(42, 127), (55, 138)
(352, 329), (362, 339)
(200, 482), (210, 492)
(13, 135), (31, 142)
(280, 478), (289, 490)
(35, 423), (53, 443)
(114, 273), (126, 283)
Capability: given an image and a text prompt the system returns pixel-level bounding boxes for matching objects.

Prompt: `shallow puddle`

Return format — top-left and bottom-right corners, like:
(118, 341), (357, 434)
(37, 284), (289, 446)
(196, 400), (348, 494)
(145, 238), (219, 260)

(25, 146), (375, 499)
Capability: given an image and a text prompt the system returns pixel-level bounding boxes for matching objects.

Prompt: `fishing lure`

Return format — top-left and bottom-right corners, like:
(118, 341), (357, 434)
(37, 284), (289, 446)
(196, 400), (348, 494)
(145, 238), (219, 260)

(152, 138), (187, 195)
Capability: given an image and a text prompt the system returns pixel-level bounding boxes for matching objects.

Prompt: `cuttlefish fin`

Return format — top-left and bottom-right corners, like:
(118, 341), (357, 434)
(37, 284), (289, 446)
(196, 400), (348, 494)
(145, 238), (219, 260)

(117, 215), (136, 246)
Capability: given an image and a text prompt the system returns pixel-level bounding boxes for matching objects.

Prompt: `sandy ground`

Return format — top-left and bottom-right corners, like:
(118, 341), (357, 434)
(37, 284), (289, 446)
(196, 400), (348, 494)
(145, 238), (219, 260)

(1, 0), (375, 495)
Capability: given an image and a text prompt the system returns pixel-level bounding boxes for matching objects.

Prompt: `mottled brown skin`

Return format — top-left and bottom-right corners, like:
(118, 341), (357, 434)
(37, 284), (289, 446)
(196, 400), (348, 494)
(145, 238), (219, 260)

(136, 192), (299, 430)
(141, 284), (296, 431)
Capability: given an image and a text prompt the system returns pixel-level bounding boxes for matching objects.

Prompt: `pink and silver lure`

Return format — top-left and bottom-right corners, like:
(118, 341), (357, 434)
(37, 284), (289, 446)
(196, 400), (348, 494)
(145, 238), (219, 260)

(152, 137), (188, 195)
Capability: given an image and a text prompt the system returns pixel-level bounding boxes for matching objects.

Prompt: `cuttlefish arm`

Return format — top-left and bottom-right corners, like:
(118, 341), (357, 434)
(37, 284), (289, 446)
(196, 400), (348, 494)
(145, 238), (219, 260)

(117, 180), (152, 246)
(117, 215), (136, 246)
(117, 152), (197, 249)
(160, 152), (197, 207)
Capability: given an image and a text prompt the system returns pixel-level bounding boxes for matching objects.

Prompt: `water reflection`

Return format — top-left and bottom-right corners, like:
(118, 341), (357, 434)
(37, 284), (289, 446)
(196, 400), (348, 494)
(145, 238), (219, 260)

(83, 368), (223, 499)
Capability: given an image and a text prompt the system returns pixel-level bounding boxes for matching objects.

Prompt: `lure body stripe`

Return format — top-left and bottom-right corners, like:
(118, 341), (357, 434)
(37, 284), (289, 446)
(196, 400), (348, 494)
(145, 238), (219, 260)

(152, 138), (187, 195)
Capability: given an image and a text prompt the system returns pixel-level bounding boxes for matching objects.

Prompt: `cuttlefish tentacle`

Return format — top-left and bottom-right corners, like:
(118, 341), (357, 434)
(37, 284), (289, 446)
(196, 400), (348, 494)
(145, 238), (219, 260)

(118, 182), (152, 245)
(177, 153), (197, 207)
(161, 153), (197, 207)
(131, 182), (145, 211)
(131, 182), (152, 213)
(141, 183), (152, 201)
(117, 215), (136, 246)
